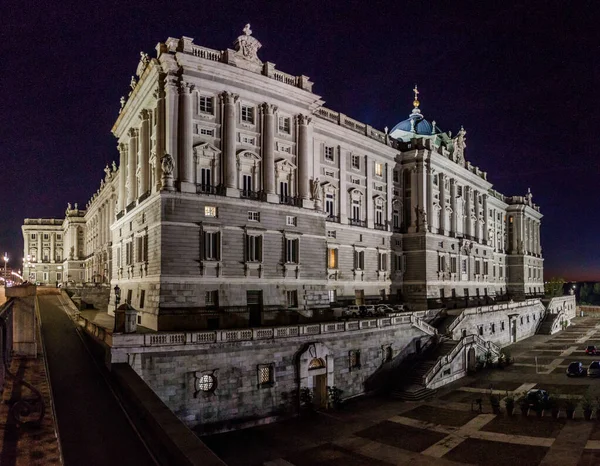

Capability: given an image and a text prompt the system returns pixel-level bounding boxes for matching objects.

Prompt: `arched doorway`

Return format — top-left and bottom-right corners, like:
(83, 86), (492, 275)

(298, 343), (334, 409)
(467, 347), (476, 373)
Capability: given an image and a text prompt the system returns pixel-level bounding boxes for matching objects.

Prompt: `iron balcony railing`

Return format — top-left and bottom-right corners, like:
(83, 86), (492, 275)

(348, 218), (367, 228)
(197, 184), (227, 196)
(240, 189), (266, 201)
(326, 215), (340, 223)
(279, 195), (302, 207)
(374, 223), (387, 231)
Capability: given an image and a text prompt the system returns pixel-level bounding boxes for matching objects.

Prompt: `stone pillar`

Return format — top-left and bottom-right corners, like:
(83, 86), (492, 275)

(261, 103), (277, 202)
(154, 88), (165, 192)
(450, 178), (457, 235)
(482, 195), (488, 245)
(416, 159), (427, 232)
(339, 150), (347, 223)
(38, 233), (42, 263)
(474, 190), (480, 242)
(221, 91), (239, 195)
(126, 128), (138, 207)
(179, 82), (195, 192)
(118, 144), (127, 213)
(465, 187), (472, 238)
(296, 114), (311, 204)
(426, 165), (433, 232)
(50, 233), (55, 263)
(439, 173), (446, 234)
(386, 163), (394, 227)
(409, 166), (418, 232)
(139, 109), (150, 197)
(164, 73), (179, 182)
(366, 157), (374, 228)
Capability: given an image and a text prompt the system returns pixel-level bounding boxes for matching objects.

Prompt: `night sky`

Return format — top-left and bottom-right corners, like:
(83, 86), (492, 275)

(2, 1), (599, 280)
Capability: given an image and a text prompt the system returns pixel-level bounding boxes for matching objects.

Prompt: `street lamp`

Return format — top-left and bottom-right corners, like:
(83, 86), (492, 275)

(113, 284), (121, 332)
(3, 253), (8, 285)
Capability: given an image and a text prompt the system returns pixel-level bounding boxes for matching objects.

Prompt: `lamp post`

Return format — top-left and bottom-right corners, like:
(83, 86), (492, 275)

(113, 284), (121, 332)
(3, 253), (8, 285)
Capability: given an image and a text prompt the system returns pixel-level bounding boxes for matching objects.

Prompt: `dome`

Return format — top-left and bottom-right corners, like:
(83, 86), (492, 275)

(390, 114), (434, 135)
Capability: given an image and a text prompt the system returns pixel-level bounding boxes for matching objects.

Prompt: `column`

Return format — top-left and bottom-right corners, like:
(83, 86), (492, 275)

(366, 157), (373, 228)
(178, 82), (194, 192)
(409, 166), (418, 232)
(438, 173), (446, 234)
(450, 178), (457, 235)
(482, 195), (488, 245)
(537, 222), (541, 255)
(50, 233), (55, 263)
(164, 73), (179, 182)
(512, 215), (519, 253)
(386, 163), (394, 228)
(221, 91), (239, 194)
(465, 187), (472, 238)
(261, 103), (277, 202)
(38, 233), (42, 263)
(474, 190), (480, 242)
(339, 150), (347, 223)
(426, 165), (433, 232)
(126, 128), (138, 206)
(416, 159), (427, 232)
(154, 87), (165, 192)
(139, 109), (150, 196)
(296, 114), (311, 203)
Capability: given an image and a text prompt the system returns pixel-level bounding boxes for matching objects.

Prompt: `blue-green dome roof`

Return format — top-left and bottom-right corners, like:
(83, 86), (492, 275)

(390, 114), (434, 135)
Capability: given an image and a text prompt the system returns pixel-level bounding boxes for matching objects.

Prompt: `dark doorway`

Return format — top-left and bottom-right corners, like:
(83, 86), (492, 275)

(247, 290), (263, 327)
(416, 339), (422, 354)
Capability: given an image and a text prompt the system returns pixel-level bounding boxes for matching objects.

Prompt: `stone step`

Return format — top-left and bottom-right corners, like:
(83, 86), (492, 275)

(391, 384), (437, 401)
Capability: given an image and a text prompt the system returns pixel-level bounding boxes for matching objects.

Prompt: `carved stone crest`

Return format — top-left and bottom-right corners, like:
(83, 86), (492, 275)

(234, 24), (262, 63)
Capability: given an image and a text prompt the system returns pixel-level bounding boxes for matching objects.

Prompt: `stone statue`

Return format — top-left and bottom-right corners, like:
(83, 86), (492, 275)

(69, 246), (74, 260)
(120, 96), (126, 108)
(517, 240), (524, 254)
(418, 208), (428, 229)
(74, 203), (78, 210)
(160, 153), (175, 191)
(130, 76), (137, 90)
(311, 178), (321, 200)
(104, 164), (111, 179)
(140, 51), (150, 66)
(112, 161), (117, 172)
(452, 126), (467, 163)
(234, 23), (262, 63)
(67, 202), (72, 211)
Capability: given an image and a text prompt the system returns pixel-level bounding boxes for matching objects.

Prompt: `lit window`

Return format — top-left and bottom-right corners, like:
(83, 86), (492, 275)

(248, 211), (260, 222)
(257, 364), (274, 386)
(349, 350), (361, 370)
(241, 105), (254, 124)
(205, 206), (217, 217)
(375, 163), (383, 177)
(328, 248), (338, 269)
(196, 374), (216, 392)
(198, 96), (214, 114)
(324, 146), (334, 161)
(278, 116), (290, 134)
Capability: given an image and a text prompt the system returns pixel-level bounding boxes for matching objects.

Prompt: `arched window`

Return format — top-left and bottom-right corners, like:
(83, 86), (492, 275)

(308, 358), (325, 370)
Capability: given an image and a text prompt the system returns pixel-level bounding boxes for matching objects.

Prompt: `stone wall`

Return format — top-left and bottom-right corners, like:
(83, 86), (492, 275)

(66, 284), (111, 311)
(545, 295), (577, 319)
(110, 320), (431, 434)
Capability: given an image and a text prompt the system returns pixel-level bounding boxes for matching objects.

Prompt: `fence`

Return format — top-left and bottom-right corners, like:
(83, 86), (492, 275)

(0, 298), (14, 394)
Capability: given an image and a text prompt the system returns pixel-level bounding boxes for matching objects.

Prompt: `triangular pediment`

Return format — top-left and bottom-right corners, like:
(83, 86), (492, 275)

(194, 142), (221, 155)
(275, 158), (297, 170)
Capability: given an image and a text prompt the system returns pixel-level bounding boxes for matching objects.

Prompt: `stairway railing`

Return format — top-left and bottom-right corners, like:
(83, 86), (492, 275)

(410, 315), (438, 336)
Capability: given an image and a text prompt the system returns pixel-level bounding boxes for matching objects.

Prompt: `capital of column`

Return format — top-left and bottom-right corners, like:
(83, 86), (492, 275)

(179, 81), (194, 94)
(117, 143), (127, 154)
(219, 91), (239, 105)
(260, 102), (278, 115)
(153, 87), (165, 100)
(295, 114), (312, 126)
(139, 109), (150, 121)
(164, 73), (179, 90)
(127, 127), (139, 138)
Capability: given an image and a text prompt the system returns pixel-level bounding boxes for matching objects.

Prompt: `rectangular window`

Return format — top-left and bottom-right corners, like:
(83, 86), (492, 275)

(352, 200), (361, 221)
(375, 205), (384, 225)
(242, 174), (253, 194)
(241, 105), (254, 124)
(139, 290), (146, 309)
(57, 234), (62, 240)
(286, 290), (298, 307)
(451, 257), (457, 273)
(204, 206), (217, 217)
(257, 364), (274, 386)
(351, 155), (360, 169)
(378, 252), (387, 271)
(475, 260), (481, 275)
(374, 163), (383, 177)
(44, 234), (49, 240)
(286, 216), (297, 227)
(328, 248), (338, 269)
(328, 290), (336, 303)
(199, 127), (214, 136)
(349, 350), (361, 370)
(285, 238), (299, 264)
(326, 193), (335, 217)
(501, 321), (505, 331)
(31, 234), (36, 240)
(125, 242), (132, 266)
(205, 290), (218, 307)
(43, 272), (48, 281)
(279, 181), (289, 200)
(126, 290), (133, 305)
(248, 211), (260, 222)
(327, 230), (336, 238)
(461, 259), (467, 273)
(354, 250), (365, 270)
(324, 146), (335, 161)
(56, 272), (62, 281)
(393, 170), (399, 182)
(203, 231), (220, 261)
(198, 95), (214, 114)
(246, 235), (262, 262)
(393, 210), (400, 229)
(278, 116), (290, 133)
(116, 247), (121, 268)
(200, 168), (212, 190)
(483, 261), (489, 275)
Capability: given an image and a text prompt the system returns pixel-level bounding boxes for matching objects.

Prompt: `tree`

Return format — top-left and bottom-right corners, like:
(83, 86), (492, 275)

(580, 283), (592, 304)
(545, 277), (566, 298)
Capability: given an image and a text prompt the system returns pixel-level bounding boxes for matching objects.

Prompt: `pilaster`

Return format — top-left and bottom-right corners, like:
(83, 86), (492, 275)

(126, 127), (139, 206)
(296, 114), (311, 204)
(139, 109), (150, 197)
(221, 91), (239, 196)
(179, 82), (195, 192)
(261, 103), (277, 202)
(164, 73), (179, 182)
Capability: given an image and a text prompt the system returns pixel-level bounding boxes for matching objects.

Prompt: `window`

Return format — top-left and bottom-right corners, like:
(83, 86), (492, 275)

(241, 105), (254, 124)
(478, 326), (484, 336)
(31, 234), (36, 240)
(125, 242), (133, 265)
(199, 127), (214, 136)
(43, 272), (48, 281)
(491, 323), (496, 334)
(204, 206), (217, 217)
(285, 238), (299, 263)
(196, 374), (216, 392)
(278, 116), (290, 133)
(248, 211), (260, 222)
(354, 250), (365, 270)
(326, 193), (335, 217)
(351, 155), (360, 169)
(203, 231), (220, 260)
(520, 316), (523, 325)
(279, 181), (289, 200)
(200, 168), (212, 190)
(375, 204), (384, 225)
(198, 95), (214, 114)
(501, 321), (505, 331)
(241, 135), (255, 145)
(126, 289), (133, 305)
(139, 290), (146, 309)
(44, 234), (49, 240)
(328, 290), (336, 303)
(393, 170), (399, 182)
(393, 210), (400, 229)
(327, 230), (336, 238)
(457, 186), (463, 196)
(286, 216), (297, 227)
(136, 235), (148, 262)
(328, 248), (338, 269)
(324, 146), (334, 161)
(499, 267), (504, 278)
(475, 260), (481, 275)
(352, 199), (361, 221)
(461, 259), (467, 273)
(378, 252), (387, 271)
(257, 364), (274, 386)
(242, 174), (253, 194)
(451, 257), (457, 273)
(205, 290), (219, 307)
(349, 350), (361, 370)
(246, 235), (262, 262)
(57, 234), (62, 240)
(286, 290), (298, 307)
(483, 261), (489, 275)
(116, 247), (121, 268)
(324, 169), (335, 177)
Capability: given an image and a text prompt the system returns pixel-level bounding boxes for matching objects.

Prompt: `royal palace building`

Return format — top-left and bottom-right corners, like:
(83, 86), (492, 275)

(23, 26), (544, 331)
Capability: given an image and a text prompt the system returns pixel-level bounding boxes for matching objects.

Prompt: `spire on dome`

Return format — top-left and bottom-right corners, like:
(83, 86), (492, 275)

(410, 84), (422, 118)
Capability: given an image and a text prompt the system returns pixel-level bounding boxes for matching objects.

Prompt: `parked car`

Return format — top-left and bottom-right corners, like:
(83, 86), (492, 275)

(343, 305), (361, 318)
(566, 362), (586, 377)
(586, 345), (599, 355)
(392, 304), (409, 312)
(526, 389), (549, 408)
(588, 361), (600, 377)
(359, 305), (376, 317)
(376, 304), (394, 314)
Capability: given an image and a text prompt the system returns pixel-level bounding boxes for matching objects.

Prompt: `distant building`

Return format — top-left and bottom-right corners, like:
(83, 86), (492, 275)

(23, 26), (544, 329)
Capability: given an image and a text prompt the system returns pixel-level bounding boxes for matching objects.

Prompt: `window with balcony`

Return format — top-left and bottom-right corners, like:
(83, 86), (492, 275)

(198, 95), (214, 114)
(242, 174), (253, 197)
(325, 193), (335, 219)
(375, 204), (384, 226)
(241, 105), (254, 124)
(352, 199), (361, 221)
(245, 235), (262, 262)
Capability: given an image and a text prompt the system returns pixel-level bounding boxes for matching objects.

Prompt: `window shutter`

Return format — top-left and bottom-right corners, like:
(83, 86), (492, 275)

(258, 236), (262, 261)
(213, 232), (220, 261)
(143, 235), (148, 261)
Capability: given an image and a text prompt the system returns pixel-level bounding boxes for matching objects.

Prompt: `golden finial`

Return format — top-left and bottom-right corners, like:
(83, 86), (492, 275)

(413, 84), (420, 108)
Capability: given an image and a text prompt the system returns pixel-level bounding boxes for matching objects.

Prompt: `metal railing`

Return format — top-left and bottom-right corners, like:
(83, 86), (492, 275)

(279, 195), (302, 207)
(326, 215), (340, 223)
(348, 218), (367, 228)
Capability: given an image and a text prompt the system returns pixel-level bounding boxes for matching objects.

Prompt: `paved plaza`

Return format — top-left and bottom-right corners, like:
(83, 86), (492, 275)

(204, 316), (600, 466)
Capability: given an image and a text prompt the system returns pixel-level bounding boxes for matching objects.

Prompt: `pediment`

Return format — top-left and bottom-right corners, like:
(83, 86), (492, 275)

(194, 142), (221, 156)
(237, 149), (262, 161)
(275, 158), (296, 170)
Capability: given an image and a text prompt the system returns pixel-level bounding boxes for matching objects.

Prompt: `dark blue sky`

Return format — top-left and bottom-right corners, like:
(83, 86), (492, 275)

(2, 1), (598, 280)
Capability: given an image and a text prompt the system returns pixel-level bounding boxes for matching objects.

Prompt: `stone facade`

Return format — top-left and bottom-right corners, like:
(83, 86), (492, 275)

(23, 25), (544, 330)
(21, 219), (64, 285)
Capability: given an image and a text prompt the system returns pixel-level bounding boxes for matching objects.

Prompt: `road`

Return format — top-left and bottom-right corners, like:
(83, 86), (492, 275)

(38, 294), (156, 466)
